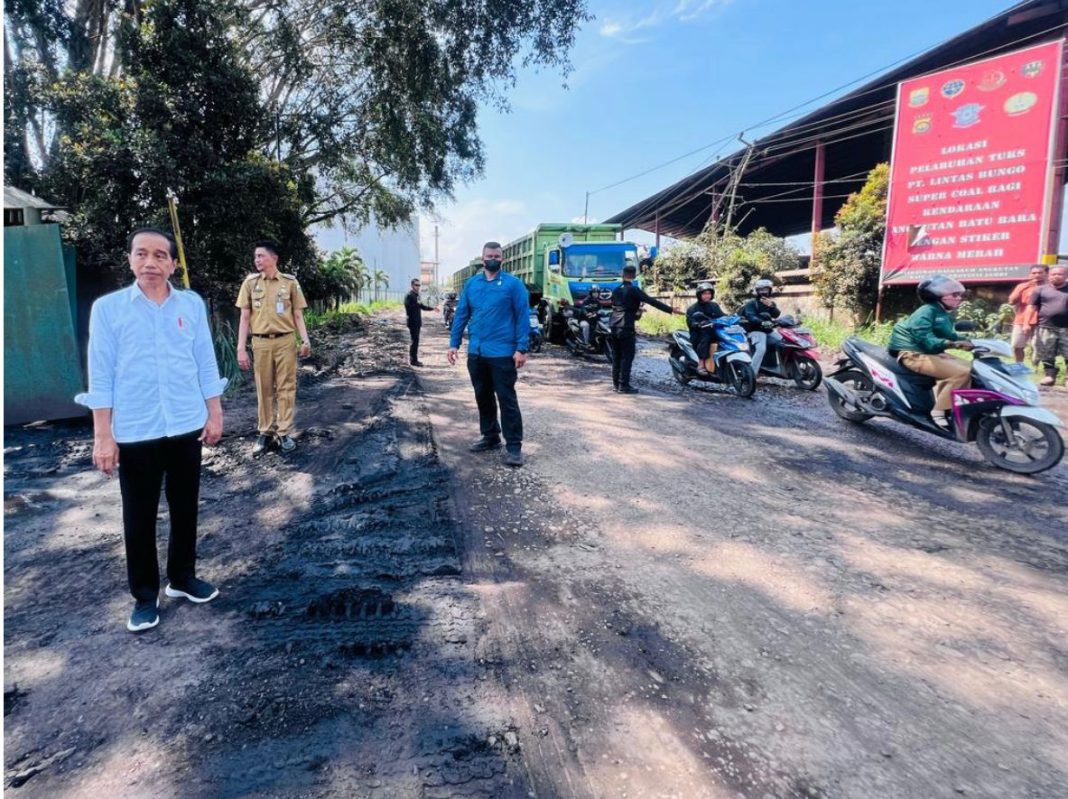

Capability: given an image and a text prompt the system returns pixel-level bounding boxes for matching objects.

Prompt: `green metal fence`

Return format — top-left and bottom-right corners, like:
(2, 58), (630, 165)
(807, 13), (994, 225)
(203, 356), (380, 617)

(4, 224), (85, 424)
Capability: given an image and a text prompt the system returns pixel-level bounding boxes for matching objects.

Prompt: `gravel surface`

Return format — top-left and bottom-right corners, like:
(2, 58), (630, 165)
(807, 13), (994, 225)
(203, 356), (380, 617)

(5, 310), (1067, 798)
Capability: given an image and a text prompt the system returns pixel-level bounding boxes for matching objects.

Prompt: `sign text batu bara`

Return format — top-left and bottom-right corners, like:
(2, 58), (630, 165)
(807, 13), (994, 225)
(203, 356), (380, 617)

(882, 39), (1065, 285)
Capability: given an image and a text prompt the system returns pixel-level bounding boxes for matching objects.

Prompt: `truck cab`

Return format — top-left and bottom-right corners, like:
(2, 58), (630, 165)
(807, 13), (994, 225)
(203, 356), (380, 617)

(544, 240), (642, 340)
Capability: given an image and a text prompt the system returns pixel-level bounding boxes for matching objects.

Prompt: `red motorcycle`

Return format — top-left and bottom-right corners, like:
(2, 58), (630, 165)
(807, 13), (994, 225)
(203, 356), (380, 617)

(749, 315), (822, 390)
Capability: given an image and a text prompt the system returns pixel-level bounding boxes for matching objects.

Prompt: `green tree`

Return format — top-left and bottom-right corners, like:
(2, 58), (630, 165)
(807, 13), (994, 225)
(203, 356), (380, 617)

(317, 246), (367, 309)
(814, 163), (890, 322)
(651, 227), (799, 312)
(5, 0), (592, 280)
(372, 269), (390, 302)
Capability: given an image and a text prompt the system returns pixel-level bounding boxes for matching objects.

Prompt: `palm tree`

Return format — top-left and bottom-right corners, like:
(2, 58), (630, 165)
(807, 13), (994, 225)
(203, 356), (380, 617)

(372, 268), (389, 301)
(320, 246), (366, 308)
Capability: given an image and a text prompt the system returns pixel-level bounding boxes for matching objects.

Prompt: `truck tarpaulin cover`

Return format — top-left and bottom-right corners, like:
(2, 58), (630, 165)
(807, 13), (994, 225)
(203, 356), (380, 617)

(882, 39), (1065, 285)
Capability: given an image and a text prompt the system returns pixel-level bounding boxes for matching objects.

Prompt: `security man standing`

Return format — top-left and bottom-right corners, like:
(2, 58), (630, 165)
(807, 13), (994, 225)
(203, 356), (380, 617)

(447, 241), (530, 467)
(404, 277), (436, 366)
(236, 240), (311, 455)
(609, 263), (676, 393)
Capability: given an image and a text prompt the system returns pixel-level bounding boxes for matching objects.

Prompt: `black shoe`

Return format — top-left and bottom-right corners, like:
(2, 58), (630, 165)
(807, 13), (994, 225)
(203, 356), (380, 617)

(502, 449), (524, 467)
(410, 360), (425, 367)
(252, 435), (269, 456)
(278, 435), (296, 453)
(469, 436), (502, 453)
(618, 385), (640, 394)
(612, 384), (620, 392)
(165, 577), (220, 604)
(127, 598), (160, 632)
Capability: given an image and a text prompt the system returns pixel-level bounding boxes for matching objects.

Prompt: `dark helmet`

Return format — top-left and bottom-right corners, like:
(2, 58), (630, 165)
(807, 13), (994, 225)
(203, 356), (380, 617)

(752, 278), (774, 297)
(597, 288), (613, 302)
(917, 275), (966, 307)
(695, 281), (715, 300)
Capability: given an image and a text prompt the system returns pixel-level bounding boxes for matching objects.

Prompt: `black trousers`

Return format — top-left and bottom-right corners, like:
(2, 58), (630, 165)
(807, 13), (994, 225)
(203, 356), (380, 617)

(467, 354), (523, 450)
(612, 330), (637, 388)
(692, 329), (715, 359)
(408, 324), (421, 363)
(117, 430), (202, 602)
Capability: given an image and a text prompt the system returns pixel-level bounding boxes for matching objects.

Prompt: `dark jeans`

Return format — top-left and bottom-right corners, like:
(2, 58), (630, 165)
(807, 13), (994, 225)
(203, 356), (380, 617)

(408, 324), (421, 363)
(692, 329), (714, 359)
(612, 330), (637, 388)
(117, 430), (202, 602)
(467, 354), (523, 450)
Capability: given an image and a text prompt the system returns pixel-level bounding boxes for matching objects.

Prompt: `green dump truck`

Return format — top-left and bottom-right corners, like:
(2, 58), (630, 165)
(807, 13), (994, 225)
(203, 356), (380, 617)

(449, 223), (653, 341)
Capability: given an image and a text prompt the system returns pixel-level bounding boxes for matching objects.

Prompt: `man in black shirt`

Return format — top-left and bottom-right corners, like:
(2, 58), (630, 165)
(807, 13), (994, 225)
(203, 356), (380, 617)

(609, 264), (677, 393)
(1030, 265), (1068, 386)
(404, 278), (436, 366)
(685, 282), (726, 376)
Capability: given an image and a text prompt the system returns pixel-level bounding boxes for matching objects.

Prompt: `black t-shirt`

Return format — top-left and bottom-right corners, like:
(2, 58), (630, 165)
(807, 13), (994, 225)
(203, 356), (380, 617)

(610, 282), (674, 332)
(1030, 283), (1068, 328)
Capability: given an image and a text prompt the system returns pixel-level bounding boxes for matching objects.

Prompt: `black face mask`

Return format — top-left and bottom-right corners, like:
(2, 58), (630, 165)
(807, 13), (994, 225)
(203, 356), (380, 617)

(483, 258), (502, 273)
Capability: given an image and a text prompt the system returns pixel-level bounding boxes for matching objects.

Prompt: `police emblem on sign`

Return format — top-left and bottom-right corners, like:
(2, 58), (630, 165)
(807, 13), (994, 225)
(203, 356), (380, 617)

(909, 87), (929, 107)
(952, 103), (982, 128)
(978, 70), (1006, 92)
(1022, 60), (1044, 78)
(912, 114), (932, 134)
(951, 103), (983, 128)
(941, 79), (965, 98)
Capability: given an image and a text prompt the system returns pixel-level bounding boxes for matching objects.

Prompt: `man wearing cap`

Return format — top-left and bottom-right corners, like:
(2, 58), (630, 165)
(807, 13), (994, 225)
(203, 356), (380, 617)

(236, 240), (311, 455)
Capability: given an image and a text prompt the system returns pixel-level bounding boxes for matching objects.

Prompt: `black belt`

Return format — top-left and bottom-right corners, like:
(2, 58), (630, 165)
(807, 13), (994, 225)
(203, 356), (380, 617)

(252, 332), (290, 339)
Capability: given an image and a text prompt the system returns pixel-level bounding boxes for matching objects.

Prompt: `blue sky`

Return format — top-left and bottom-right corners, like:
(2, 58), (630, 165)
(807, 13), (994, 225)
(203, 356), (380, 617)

(416, 0), (1015, 278)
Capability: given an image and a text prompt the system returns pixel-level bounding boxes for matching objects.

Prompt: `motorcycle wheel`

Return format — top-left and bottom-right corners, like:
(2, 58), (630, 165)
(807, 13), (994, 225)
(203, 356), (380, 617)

(603, 337), (615, 364)
(826, 369), (874, 423)
(729, 361), (756, 398)
(790, 356), (823, 390)
(669, 347), (691, 385)
(976, 416), (1065, 474)
(529, 335), (542, 354)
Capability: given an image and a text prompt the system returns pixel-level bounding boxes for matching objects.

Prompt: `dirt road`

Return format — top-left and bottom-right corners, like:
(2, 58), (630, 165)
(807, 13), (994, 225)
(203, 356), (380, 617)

(5, 311), (1068, 798)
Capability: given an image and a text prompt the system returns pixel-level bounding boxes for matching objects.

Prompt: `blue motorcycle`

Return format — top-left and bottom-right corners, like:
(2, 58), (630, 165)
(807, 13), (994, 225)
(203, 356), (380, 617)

(668, 314), (756, 397)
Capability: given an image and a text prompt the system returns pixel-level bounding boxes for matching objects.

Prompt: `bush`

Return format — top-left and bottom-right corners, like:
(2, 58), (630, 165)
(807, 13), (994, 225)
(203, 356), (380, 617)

(637, 308), (686, 336)
(814, 163), (889, 322)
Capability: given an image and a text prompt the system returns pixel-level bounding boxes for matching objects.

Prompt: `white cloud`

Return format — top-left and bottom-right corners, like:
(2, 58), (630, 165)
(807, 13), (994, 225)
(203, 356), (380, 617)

(419, 197), (532, 284)
(599, 0), (731, 43)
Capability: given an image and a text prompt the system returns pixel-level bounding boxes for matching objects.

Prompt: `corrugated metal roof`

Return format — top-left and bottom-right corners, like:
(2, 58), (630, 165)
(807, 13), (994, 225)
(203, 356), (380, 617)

(4, 186), (64, 211)
(607, 0), (1068, 239)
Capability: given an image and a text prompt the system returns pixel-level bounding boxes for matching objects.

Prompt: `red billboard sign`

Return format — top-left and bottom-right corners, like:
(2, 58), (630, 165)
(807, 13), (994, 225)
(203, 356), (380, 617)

(881, 39), (1065, 285)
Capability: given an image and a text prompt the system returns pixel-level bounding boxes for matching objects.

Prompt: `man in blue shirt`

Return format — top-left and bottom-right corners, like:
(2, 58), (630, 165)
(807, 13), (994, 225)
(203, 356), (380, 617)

(447, 241), (530, 467)
(76, 228), (227, 632)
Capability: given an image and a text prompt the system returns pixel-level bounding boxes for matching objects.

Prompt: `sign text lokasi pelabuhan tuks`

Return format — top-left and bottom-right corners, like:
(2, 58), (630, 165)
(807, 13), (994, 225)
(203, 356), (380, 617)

(881, 39), (1065, 285)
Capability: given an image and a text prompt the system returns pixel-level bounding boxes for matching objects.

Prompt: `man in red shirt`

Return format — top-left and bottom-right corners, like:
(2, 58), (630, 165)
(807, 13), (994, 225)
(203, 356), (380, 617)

(1008, 264), (1048, 363)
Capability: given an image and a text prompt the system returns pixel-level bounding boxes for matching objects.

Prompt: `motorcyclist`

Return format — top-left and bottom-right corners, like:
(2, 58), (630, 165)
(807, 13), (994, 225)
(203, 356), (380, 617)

(739, 278), (781, 378)
(442, 291), (458, 327)
(888, 275), (974, 424)
(685, 282), (726, 376)
(575, 289), (605, 347)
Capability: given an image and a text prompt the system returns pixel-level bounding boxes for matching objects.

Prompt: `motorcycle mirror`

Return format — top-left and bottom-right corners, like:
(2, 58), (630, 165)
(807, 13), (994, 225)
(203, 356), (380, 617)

(954, 320), (979, 332)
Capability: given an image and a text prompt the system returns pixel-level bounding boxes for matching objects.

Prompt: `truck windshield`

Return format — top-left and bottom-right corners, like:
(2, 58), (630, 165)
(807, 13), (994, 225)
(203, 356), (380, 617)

(562, 245), (637, 279)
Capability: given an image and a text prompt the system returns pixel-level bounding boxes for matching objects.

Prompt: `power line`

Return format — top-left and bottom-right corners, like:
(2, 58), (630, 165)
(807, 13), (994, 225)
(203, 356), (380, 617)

(595, 14), (1067, 209)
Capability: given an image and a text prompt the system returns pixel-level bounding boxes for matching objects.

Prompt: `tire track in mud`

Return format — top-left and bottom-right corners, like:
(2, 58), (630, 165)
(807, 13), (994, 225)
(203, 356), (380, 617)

(4, 319), (532, 798)
(172, 374), (534, 797)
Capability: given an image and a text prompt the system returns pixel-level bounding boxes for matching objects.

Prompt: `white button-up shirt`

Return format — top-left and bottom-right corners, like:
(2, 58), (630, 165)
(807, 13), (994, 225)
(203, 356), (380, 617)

(75, 282), (228, 443)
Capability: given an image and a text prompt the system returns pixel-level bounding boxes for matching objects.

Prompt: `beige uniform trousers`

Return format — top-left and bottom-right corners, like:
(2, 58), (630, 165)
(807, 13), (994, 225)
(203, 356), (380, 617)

(252, 335), (297, 435)
(898, 351), (971, 412)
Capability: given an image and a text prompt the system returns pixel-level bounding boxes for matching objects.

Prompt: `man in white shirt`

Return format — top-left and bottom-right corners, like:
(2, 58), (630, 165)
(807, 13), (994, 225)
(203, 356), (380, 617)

(76, 228), (227, 632)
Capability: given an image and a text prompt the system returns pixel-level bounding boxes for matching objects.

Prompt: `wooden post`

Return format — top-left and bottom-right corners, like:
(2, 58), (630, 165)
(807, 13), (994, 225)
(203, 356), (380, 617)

(1045, 43), (1068, 260)
(654, 213), (661, 251)
(811, 141), (825, 258)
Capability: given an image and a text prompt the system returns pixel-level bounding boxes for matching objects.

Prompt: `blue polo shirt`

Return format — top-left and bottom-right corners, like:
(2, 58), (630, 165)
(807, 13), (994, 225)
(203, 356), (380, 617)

(449, 270), (531, 358)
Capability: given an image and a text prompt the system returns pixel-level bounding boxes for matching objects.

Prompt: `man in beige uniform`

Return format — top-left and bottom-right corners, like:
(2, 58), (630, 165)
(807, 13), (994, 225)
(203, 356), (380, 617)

(236, 240), (311, 454)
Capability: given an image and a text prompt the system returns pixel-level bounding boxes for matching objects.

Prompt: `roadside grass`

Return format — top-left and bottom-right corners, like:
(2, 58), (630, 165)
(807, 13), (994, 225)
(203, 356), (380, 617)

(804, 317), (896, 352)
(636, 308), (686, 336)
(305, 299), (401, 331)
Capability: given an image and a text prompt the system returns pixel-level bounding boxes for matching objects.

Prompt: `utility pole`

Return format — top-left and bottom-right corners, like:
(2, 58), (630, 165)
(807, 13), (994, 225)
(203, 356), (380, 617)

(584, 191), (590, 224)
(433, 224), (440, 285)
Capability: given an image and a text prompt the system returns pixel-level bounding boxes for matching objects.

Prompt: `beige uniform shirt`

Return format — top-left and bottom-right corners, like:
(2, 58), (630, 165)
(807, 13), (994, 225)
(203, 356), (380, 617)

(236, 272), (308, 334)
